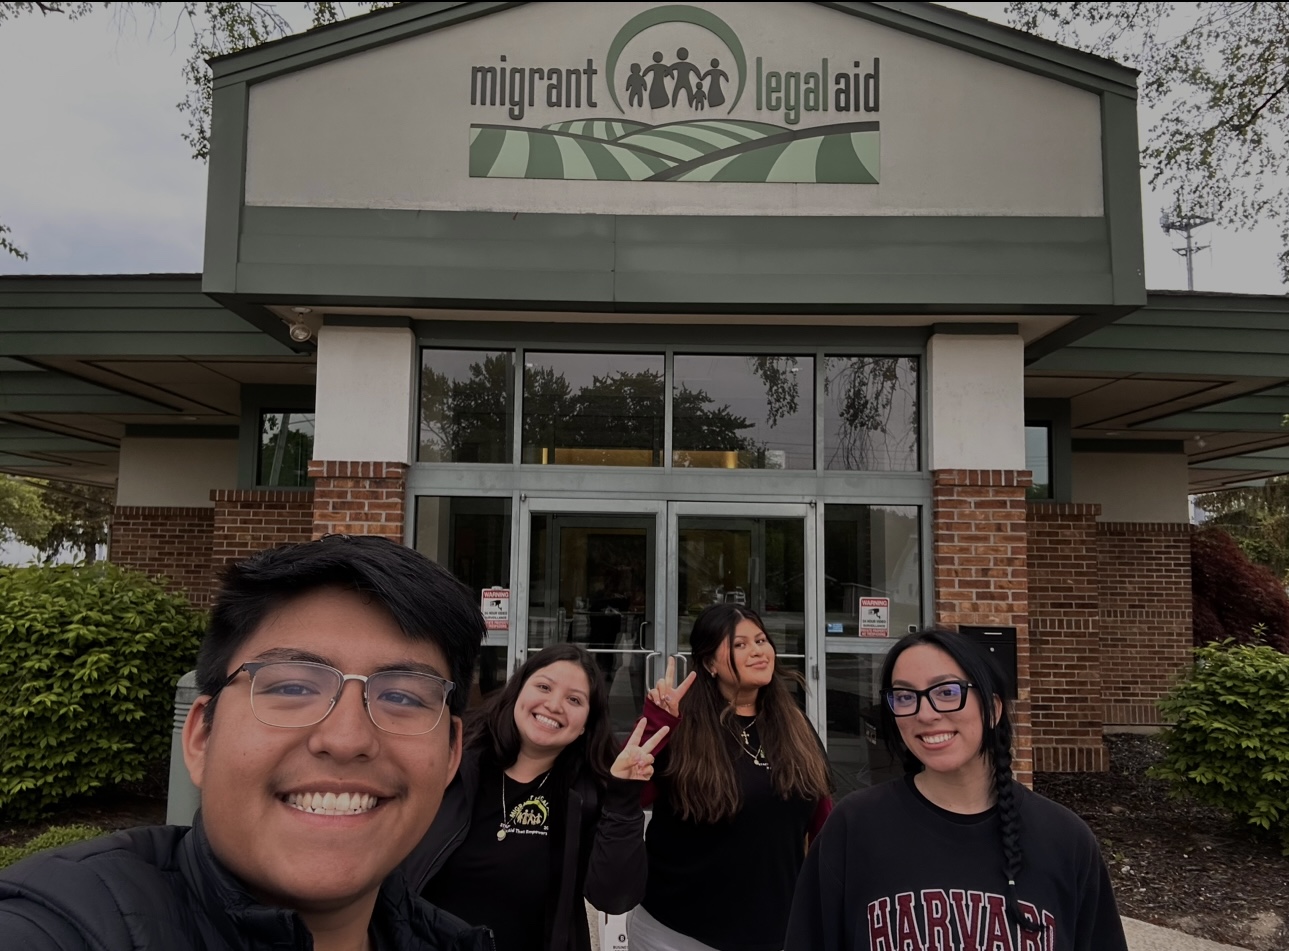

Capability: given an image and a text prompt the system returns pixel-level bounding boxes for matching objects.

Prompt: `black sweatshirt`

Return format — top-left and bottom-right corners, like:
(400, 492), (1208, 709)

(785, 775), (1128, 951)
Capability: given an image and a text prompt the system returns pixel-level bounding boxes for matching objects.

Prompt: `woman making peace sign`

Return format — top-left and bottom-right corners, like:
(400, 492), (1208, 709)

(633, 604), (833, 951)
(404, 643), (664, 951)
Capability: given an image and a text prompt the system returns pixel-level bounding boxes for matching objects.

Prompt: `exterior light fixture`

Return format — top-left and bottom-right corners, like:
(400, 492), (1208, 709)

(284, 307), (316, 343)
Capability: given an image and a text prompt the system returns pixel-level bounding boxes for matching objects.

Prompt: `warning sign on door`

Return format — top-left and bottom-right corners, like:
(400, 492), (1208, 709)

(859, 597), (890, 637)
(481, 588), (510, 631)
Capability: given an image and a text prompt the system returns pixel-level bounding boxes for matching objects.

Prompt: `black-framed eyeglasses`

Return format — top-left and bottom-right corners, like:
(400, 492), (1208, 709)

(884, 680), (975, 717)
(213, 661), (455, 736)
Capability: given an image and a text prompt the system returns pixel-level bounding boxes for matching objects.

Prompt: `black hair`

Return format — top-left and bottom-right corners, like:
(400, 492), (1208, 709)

(198, 535), (485, 728)
(878, 627), (1041, 934)
(466, 643), (617, 785)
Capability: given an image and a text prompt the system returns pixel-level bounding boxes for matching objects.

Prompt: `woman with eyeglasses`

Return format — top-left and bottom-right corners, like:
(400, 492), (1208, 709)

(784, 628), (1128, 951)
(402, 643), (663, 951)
(631, 604), (833, 951)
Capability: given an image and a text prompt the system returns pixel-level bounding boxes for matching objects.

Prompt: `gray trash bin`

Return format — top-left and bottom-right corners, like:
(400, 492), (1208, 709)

(166, 671), (201, 826)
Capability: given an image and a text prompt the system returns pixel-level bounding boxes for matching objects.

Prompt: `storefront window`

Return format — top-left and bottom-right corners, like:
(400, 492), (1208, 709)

(672, 355), (814, 469)
(1026, 424), (1052, 499)
(414, 496), (512, 705)
(823, 356), (919, 471)
(419, 349), (514, 463)
(522, 352), (665, 466)
(822, 503), (923, 794)
(257, 410), (314, 487)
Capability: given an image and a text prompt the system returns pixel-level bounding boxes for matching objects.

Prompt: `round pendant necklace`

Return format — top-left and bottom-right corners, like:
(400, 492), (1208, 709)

(497, 769), (551, 841)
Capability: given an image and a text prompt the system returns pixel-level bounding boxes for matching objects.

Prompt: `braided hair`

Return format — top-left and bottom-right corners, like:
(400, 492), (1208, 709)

(878, 628), (1041, 934)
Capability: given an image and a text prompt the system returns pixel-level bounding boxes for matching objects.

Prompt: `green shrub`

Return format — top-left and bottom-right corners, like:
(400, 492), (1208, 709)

(0, 824), (104, 868)
(0, 563), (205, 820)
(1151, 640), (1289, 852)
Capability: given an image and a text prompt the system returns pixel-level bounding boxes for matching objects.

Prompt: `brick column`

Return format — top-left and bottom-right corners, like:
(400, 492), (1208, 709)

(308, 461), (407, 541)
(109, 506), (215, 608)
(1027, 503), (1107, 772)
(932, 469), (1032, 783)
(211, 489), (314, 569)
(1098, 522), (1193, 728)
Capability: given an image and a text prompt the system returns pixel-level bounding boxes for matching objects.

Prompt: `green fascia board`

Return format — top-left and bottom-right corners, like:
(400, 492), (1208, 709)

(1029, 347), (1289, 377)
(208, 2), (1136, 96)
(1211, 446), (1289, 461)
(1125, 309), (1289, 331)
(0, 332), (290, 357)
(1065, 325), (1289, 354)
(232, 207), (1123, 310)
(0, 435), (114, 452)
(0, 453), (66, 467)
(1145, 291), (1289, 315)
(1193, 457), (1289, 471)
(0, 371), (173, 413)
(1136, 413), (1289, 433)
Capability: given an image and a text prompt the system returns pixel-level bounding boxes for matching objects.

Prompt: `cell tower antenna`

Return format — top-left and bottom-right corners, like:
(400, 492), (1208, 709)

(1160, 210), (1214, 291)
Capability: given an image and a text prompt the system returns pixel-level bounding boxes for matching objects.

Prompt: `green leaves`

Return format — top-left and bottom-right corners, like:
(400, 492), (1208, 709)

(0, 563), (204, 821)
(1151, 640), (1289, 853)
(0, 824), (104, 870)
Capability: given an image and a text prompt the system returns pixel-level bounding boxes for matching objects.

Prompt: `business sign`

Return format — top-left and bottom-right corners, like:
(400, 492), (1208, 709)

(481, 588), (510, 631)
(467, 4), (880, 183)
(859, 597), (890, 637)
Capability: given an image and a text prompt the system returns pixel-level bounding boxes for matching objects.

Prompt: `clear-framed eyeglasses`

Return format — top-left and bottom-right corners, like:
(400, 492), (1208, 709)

(213, 661), (455, 736)
(883, 680), (975, 717)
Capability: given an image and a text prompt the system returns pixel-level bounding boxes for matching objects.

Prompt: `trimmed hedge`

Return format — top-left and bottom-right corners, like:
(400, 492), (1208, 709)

(0, 563), (204, 820)
(0, 824), (104, 869)
(1152, 641), (1289, 852)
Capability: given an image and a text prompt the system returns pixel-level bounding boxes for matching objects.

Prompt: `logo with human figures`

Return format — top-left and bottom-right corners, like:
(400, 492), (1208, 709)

(466, 4), (881, 184)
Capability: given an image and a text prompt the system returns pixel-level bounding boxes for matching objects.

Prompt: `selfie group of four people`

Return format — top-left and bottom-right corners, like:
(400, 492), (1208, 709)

(0, 536), (1128, 951)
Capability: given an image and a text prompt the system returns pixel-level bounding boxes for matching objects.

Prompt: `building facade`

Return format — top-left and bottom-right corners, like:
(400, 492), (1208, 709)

(7, 2), (1287, 789)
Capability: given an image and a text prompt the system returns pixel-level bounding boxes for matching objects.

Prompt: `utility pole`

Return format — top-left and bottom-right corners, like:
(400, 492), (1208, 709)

(1160, 211), (1214, 291)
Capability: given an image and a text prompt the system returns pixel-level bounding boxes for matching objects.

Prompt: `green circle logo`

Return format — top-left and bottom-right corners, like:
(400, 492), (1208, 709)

(605, 5), (747, 116)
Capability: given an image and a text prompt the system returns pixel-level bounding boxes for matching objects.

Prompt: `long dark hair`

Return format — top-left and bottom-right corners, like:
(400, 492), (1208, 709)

(666, 604), (831, 823)
(879, 628), (1040, 934)
(467, 643), (617, 786)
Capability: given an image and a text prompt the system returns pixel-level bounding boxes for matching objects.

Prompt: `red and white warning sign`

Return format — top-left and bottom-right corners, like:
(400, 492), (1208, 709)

(480, 588), (510, 631)
(859, 597), (890, 637)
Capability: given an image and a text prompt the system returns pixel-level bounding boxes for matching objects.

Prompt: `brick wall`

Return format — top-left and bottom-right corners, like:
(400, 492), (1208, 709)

(1099, 521), (1193, 728)
(210, 489), (314, 570)
(932, 469), (1032, 783)
(109, 506), (215, 607)
(308, 461), (407, 540)
(1027, 503), (1107, 772)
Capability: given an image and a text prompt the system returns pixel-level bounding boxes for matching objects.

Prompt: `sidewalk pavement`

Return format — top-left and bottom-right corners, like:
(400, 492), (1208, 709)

(1124, 918), (1247, 951)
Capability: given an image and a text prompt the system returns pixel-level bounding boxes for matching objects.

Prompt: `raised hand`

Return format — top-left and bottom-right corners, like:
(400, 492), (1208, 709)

(611, 718), (670, 781)
(647, 655), (697, 717)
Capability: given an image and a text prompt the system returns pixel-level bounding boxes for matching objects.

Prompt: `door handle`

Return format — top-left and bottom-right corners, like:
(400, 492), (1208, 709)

(672, 652), (690, 680)
(643, 651), (663, 687)
(637, 620), (651, 651)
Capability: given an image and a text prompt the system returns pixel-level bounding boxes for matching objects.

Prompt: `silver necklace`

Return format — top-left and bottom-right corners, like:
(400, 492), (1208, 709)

(497, 769), (551, 841)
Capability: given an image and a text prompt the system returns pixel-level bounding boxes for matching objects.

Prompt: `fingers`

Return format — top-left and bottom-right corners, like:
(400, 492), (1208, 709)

(673, 670), (698, 702)
(663, 655), (677, 688)
(639, 723), (669, 754)
(627, 717), (647, 749)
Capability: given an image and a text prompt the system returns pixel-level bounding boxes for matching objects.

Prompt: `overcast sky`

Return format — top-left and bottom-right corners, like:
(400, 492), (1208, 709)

(0, 1), (1285, 293)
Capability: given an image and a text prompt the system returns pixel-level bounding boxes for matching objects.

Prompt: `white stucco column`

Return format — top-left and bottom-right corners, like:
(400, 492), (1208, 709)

(312, 324), (415, 463)
(926, 333), (1026, 470)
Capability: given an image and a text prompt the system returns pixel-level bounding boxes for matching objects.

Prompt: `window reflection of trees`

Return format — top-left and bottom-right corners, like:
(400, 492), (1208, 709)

(259, 411), (315, 486)
(420, 353), (513, 463)
(824, 357), (918, 472)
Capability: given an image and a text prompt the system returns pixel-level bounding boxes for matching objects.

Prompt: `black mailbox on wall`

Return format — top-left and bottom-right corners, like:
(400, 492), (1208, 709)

(958, 625), (1018, 699)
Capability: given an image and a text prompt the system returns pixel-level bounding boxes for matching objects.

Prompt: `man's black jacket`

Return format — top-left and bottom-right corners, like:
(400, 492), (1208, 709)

(0, 814), (493, 950)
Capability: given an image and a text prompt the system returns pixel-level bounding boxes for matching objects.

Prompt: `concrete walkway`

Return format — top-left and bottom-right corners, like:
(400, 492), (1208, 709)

(1125, 917), (1251, 951)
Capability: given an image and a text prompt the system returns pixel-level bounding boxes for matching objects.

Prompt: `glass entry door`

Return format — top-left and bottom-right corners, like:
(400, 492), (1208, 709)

(516, 500), (667, 735)
(668, 502), (819, 727)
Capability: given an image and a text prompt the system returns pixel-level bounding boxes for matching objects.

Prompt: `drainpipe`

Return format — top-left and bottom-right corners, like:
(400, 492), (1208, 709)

(166, 671), (201, 826)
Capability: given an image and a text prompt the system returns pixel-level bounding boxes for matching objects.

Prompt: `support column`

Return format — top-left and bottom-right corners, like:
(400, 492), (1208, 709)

(310, 324), (415, 540)
(927, 333), (1032, 782)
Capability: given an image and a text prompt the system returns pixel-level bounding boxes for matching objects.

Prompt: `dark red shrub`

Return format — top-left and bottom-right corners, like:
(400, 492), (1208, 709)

(1192, 527), (1289, 653)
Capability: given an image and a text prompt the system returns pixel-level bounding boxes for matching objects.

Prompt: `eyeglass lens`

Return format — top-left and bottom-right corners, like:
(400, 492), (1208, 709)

(885, 681), (968, 716)
(248, 662), (450, 735)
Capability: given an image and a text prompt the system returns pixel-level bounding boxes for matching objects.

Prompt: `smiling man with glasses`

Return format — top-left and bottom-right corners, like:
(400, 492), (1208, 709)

(0, 535), (491, 951)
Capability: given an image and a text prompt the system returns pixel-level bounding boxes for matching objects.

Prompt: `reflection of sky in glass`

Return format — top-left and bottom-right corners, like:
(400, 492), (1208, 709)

(674, 355), (814, 469)
(823, 357), (918, 471)
(524, 353), (664, 389)
(1025, 425), (1050, 489)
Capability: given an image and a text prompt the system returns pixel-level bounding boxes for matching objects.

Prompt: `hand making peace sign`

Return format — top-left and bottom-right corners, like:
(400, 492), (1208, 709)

(647, 655), (697, 717)
(611, 717), (670, 781)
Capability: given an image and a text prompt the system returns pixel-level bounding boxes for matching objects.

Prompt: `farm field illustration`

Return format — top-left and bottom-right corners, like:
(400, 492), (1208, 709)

(468, 117), (880, 183)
